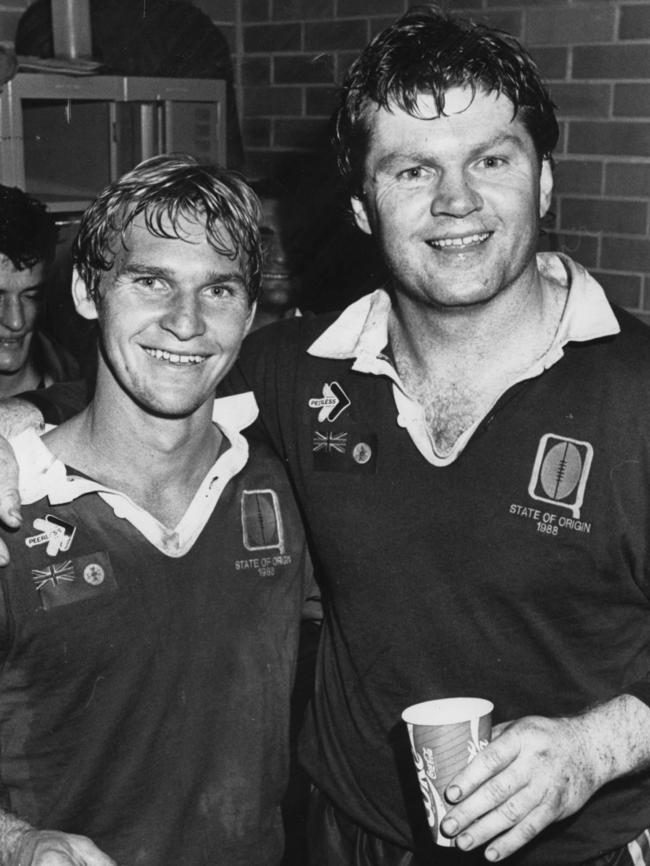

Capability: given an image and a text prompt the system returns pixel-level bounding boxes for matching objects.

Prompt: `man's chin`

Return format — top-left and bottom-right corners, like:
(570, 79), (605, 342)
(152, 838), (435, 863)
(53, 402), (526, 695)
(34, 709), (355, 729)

(133, 394), (213, 420)
(0, 358), (28, 375)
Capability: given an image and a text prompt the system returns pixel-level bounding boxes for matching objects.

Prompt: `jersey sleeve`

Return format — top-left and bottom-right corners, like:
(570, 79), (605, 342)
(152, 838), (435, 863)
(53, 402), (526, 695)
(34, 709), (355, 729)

(219, 320), (306, 460)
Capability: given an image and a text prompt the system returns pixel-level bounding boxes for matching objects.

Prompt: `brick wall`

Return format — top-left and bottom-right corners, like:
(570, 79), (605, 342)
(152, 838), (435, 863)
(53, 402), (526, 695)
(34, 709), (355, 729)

(239, 0), (650, 319)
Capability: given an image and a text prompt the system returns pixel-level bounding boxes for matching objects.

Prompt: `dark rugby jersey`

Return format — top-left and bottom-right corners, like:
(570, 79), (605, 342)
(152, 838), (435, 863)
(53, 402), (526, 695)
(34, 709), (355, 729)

(223, 254), (650, 866)
(0, 395), (313, 866)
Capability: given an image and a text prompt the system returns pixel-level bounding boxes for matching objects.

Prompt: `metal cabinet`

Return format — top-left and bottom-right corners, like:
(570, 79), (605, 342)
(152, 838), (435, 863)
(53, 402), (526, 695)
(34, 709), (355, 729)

(0, 73), (226, 213)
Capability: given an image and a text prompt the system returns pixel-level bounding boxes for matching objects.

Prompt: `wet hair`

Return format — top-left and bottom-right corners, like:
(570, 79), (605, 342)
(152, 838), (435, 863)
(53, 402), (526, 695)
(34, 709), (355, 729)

(73, 154), (263, 304)
(0, 184), (57, 270)
(335, 4), (559, 196)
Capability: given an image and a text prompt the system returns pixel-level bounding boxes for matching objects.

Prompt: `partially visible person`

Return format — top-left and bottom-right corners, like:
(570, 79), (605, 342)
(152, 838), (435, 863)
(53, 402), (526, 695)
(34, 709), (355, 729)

(0, 154), (315, 866)
(0, 185), (79, 398)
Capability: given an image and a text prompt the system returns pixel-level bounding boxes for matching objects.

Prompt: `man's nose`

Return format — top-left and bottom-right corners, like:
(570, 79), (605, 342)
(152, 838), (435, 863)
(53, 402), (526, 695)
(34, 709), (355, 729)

(0, 296), (26, 332)
(159, 292), (206, 339)
(430, 169), (482, 217)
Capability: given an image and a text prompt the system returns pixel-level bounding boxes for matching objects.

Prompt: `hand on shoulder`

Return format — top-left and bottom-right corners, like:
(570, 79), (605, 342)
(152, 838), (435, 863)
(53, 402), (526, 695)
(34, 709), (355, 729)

(0, 398), (44, 440)
(0, 399), (40, 561)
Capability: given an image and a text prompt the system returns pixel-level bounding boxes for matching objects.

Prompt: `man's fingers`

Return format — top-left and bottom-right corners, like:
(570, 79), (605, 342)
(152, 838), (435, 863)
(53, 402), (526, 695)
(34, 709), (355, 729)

(0, 487), (21, 526)
(0, 486), (21, 566)
(0, 433), (23, 545)
(450, 784), (549, 852)
(34, 854), (80, 866)
(446, 728), (519, 803)
(482, 801), (559, 862)
(67, 835), (118, 866)
(12, 830), (118, 866)
(0, 485), (22, 567)
(442, 766), (525, 838)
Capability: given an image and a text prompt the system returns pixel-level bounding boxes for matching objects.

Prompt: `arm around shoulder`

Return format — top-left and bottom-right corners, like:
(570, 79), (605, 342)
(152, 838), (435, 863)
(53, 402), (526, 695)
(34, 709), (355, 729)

(0, 380), (90, 555)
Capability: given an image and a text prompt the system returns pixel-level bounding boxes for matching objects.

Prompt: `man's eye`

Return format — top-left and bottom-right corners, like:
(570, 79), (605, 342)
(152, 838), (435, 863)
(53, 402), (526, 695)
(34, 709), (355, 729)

(205, 284), (233, 299)
(134, 276), (165, 292)
(397, 166), (427, 181)
(480, 156), (506, 169)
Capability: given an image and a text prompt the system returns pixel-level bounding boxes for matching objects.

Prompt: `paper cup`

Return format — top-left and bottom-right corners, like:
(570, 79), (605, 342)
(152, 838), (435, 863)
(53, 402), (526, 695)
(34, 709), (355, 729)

(402, 697), (493, 846)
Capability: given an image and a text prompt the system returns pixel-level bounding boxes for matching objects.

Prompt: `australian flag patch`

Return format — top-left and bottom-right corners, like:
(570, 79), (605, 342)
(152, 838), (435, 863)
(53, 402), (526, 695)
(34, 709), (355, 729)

(32, 551), (117, 611)
(312, 427), (378, 474)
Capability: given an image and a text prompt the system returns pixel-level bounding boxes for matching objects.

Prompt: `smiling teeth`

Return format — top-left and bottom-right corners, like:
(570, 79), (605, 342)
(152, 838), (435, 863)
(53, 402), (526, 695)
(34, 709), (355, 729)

(145, 348), (205, 365)
(429, 232), (489, 248)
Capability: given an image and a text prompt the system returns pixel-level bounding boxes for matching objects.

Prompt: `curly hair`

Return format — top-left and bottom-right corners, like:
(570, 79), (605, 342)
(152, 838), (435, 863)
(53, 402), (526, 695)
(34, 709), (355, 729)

(335, 4), (559, 196)
(73, 154), (262, 304)
(0, 185), (57, 270)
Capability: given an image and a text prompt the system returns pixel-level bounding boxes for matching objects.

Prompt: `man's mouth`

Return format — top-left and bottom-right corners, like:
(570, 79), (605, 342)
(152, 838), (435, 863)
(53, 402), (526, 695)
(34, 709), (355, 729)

(0, 336), (25, 347)
(427, 232), (490, 249)
(144, 347), (208, 365)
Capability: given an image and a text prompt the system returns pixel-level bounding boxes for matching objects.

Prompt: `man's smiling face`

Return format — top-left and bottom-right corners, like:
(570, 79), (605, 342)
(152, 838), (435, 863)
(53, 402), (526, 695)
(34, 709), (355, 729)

(351, 86), (553, 311)
(79, 212), (255, 419)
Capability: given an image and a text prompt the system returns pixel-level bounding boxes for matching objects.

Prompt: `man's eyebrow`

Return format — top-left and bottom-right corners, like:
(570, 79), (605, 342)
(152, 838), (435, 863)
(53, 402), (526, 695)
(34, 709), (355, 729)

(475, 132), (527, 152)
(119, 262), (246, 284)
(373, 151), (431, 173)
(205, 272), (247, 285)
(460, 132), (529, 163)
(118, 262), (168, 279)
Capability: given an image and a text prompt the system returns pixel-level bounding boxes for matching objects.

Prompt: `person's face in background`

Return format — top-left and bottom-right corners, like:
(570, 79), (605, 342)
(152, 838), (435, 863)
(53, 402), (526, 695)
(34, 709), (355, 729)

(0, 254), (45, 375)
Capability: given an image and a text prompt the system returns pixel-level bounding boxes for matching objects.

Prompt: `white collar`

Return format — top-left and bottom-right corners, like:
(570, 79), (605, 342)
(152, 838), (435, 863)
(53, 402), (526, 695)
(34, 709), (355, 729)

(308, 253), (620, 362)
(306, 253), (621, 467)
(13, 392), (259, 557)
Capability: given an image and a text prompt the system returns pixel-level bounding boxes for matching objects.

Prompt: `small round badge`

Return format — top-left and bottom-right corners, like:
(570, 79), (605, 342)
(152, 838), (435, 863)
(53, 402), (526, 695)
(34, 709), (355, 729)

(83, 563), (105, 586)
(352, 442), (372, 464)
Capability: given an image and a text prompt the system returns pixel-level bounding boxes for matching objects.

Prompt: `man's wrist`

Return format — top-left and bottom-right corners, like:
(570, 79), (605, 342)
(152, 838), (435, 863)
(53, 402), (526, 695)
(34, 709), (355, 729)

(570, 694), (650, 788)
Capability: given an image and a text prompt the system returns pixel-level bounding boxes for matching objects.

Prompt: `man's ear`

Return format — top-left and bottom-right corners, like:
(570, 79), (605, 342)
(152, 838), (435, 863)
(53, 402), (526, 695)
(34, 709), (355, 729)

(351, 195), (372, 236)
(539, 158), (554, 219)
(244, 300), (257, 335)
(71, 269), (99, 321)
